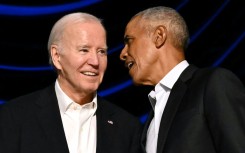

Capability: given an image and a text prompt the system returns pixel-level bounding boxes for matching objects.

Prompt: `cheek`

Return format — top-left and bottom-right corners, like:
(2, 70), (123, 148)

(100, 57), (107, 70)
(65, 58), (80, 70)
(137, 49), (155, 66)
(136, 54), (157, 79)
(134, 40), (153, 59)
(145, 47), (158, 63)
(72, 54), (88, 66)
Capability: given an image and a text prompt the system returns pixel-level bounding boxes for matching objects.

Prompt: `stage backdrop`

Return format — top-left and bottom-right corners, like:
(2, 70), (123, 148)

(0, 0), (244, 121)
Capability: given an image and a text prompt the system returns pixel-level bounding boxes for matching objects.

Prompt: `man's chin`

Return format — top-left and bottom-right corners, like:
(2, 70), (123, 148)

(132, 77), (142, 86)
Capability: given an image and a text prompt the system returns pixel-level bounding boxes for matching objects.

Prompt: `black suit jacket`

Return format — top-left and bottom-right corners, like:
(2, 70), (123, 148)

(0, 84), (143, 153)
(141, 65), (245, 153)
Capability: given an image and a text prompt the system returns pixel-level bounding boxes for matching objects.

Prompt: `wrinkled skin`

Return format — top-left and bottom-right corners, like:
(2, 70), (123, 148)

(51, 21), (107, 104)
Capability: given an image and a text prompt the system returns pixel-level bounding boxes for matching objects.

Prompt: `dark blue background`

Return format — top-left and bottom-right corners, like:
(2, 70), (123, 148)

(0, 0), (244, 121)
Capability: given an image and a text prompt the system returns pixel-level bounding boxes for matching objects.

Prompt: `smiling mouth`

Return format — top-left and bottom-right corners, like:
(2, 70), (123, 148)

(82, 71), (97, 76)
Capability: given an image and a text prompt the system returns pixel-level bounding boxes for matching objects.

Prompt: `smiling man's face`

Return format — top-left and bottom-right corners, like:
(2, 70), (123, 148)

(52, 21), (108, 95)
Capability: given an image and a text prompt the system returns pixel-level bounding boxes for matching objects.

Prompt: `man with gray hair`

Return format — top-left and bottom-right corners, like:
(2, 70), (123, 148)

(120, 6), (245, 153)
(0, 12), (142, 153)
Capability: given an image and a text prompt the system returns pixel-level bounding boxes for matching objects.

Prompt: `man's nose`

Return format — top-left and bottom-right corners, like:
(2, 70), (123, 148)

(87, 52), (99, 66)
(119, 47), (128, 61)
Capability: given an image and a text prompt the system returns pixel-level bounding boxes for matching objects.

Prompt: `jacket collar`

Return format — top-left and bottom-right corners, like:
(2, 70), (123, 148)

(141, 65), (198, 153)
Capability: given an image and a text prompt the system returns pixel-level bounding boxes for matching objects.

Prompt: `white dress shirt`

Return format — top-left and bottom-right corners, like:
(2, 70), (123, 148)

(146, 60), (189, 153)
(55, 80), (97, 153)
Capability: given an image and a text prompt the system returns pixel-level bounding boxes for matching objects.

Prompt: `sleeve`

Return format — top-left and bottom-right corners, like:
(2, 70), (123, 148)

(0, 104), (20, 153)
(204, 68), (245, 153)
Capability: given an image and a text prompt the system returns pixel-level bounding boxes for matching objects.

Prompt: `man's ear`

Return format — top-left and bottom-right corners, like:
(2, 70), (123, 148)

(50, 45), (62, 69)
(153, 25), (167, 48)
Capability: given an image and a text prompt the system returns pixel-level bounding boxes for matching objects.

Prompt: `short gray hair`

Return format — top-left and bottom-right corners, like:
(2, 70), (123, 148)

(47, 12), (104, 65)
(131, 6), (189, 50)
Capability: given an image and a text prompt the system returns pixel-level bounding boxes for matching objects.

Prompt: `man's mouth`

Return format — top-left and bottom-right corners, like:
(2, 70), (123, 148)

(82, 71), (97, 76)
(126, 61), (134, 70)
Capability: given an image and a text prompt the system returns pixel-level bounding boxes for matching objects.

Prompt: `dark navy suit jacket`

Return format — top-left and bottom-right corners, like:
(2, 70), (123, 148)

(141, 65), (245, 153)
(0, 84), (143, 153)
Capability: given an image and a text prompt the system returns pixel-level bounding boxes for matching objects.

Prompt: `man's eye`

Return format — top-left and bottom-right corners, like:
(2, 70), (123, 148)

(124, 37), (133, 45)
(124, 37), (129, 44)
(98, 50), (107, 55)
(80, 49), (89, 52)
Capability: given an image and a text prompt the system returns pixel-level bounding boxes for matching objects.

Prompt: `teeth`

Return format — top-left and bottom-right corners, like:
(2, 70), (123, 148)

(127, 62), (133, 69)
(83, 72), (96, 76)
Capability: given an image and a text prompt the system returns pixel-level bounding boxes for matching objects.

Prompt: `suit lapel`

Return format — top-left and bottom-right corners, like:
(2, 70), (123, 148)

(156, 80), (187, 153)
(157, 65), (198, 153)
(96, 97), (116, 153)
(35, 85), (69, 153)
